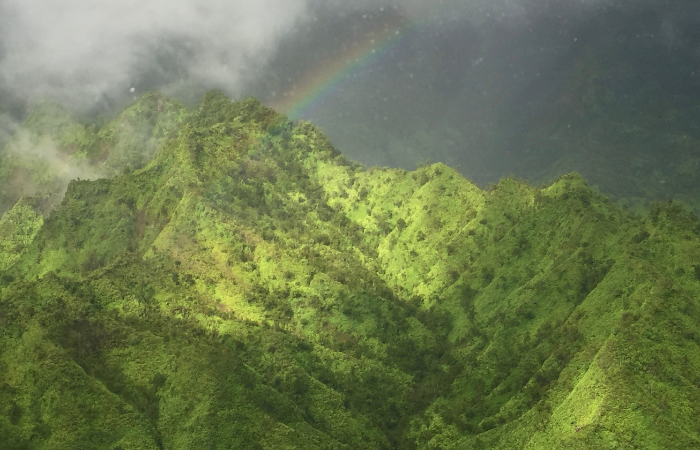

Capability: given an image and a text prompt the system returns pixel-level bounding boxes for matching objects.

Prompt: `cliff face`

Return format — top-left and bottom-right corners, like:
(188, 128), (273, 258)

(1, 91), (699, 449)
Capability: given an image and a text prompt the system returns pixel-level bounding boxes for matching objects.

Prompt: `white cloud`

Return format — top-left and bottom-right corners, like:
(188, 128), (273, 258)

(0, 0), (310, 109)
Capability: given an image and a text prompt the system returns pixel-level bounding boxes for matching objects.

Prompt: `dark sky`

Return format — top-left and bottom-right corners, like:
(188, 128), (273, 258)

(252, 0), (700, 186)
(1, 0), (699, 190)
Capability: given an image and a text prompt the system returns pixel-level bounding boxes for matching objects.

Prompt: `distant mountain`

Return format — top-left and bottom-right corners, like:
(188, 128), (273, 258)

(1, 91), (699, 449)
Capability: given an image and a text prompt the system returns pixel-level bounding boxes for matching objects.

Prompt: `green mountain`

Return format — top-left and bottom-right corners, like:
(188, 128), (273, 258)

(1, 91), (699, 449)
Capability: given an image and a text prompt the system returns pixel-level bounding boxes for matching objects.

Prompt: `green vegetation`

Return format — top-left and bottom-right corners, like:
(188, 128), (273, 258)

(1, 91), (699, 449)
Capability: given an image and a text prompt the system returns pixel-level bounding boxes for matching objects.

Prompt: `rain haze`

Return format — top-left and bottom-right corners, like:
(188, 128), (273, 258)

(1, 0), (700, 204)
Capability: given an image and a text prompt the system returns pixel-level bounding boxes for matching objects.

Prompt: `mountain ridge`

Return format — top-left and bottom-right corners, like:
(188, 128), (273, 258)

(0, 90), (699, 449)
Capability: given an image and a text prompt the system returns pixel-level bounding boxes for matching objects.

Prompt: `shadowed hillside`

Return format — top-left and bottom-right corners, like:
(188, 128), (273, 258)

(1, 91), (699, 449)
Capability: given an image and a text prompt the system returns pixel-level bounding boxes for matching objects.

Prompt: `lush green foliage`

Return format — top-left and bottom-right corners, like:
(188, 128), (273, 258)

(1, 91), (699, 449)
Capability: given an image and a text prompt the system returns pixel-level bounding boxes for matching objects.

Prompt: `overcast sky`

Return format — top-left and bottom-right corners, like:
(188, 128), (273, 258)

(0, 0), (311, 112)
(0, 0), (670, 109)
(1, 0), (699, 187)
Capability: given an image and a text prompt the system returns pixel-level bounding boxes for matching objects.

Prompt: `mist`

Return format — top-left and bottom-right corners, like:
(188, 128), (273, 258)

(0, 0), (310, 112)
(1, 0), (700, 205)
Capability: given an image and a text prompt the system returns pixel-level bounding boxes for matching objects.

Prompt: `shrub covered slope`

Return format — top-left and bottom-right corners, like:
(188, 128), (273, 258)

(1, 91), (699, 449)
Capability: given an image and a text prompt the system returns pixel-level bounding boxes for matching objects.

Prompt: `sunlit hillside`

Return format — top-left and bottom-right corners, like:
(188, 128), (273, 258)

(1, 91), (699, 449)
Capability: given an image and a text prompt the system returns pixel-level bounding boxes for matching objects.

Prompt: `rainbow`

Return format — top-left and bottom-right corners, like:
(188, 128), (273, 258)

(271, 16), (409, 118)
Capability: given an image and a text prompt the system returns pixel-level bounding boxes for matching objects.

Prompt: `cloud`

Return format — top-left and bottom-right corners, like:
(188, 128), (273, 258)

(6, 128), (104, 182)
(0, 113), (18, 147)
(0, 0), (310, 110)
(0, 128), (106, 215)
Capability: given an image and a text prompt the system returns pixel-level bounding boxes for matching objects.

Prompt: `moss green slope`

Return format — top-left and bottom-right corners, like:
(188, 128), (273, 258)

(1, 91), (699, 449)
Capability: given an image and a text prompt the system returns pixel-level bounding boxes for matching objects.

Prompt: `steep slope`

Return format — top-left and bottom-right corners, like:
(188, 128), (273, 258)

(1, 91), (699, 449)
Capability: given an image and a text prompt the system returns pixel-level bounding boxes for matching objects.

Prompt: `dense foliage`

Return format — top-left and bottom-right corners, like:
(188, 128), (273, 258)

(1, 91), (699, 449)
